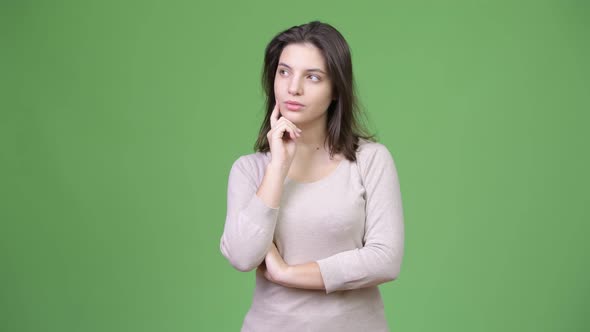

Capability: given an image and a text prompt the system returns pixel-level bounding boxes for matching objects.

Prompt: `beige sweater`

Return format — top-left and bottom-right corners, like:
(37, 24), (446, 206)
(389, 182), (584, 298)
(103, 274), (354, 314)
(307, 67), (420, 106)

(220, 138), (405, 332)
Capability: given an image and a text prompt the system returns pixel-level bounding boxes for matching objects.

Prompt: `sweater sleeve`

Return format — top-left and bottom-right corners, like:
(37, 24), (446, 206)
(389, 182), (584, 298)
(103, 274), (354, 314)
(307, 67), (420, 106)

(316, 143), (405, 294)
(220, 156), (279, 272)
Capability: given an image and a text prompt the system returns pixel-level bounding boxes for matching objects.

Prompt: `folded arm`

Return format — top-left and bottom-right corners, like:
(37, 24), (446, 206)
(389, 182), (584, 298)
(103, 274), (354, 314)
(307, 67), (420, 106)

(220, 157), (280, 272)
(317, 144), (405, 293)
(261, 144), (405, 294)
(258, 242), (325, 290)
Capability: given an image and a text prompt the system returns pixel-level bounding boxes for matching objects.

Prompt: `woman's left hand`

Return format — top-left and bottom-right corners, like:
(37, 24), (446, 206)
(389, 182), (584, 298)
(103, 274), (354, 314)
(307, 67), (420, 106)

(258, 242), (289, 285)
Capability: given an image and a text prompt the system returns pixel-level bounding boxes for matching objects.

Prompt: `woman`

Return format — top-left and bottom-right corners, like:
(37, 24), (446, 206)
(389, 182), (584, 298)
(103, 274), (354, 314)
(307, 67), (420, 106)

(220, 21), (405, 332)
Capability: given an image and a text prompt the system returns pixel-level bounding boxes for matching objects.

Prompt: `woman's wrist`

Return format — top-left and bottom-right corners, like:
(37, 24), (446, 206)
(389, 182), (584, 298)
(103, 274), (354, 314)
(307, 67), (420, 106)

(276, 263), (325, 290)
(278, 265), (294, 286)
(267, 161), (289, 177)
(257, 164), (288, 209)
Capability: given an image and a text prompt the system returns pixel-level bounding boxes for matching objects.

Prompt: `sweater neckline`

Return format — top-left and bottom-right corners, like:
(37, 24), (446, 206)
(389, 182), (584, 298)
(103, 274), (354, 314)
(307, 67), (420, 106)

(285, 158), (346, 186)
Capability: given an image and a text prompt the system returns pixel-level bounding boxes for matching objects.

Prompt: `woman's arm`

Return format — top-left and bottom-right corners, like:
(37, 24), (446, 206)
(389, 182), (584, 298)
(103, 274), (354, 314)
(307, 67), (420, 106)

(316, 144), (405, 293)
(258, 242), (325, 290)
(261, 143), (405, 294)
(220, 158), (286, 272)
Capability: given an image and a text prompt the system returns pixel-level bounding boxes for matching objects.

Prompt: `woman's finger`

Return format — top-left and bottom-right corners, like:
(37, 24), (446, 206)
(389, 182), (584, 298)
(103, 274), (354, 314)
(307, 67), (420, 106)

(270, 122), (286, 140)
(276, 118), (302, 137)
(274, 122), (298, 140)
(270, 102), (279, 128)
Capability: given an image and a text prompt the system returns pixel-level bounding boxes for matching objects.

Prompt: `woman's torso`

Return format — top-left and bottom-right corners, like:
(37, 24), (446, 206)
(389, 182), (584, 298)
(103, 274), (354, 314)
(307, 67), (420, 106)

(240, 144), (390, 331)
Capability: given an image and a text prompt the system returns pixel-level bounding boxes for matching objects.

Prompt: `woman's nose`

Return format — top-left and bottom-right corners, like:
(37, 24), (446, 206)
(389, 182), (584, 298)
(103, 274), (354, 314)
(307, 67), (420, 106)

(288, 77), (303, 96)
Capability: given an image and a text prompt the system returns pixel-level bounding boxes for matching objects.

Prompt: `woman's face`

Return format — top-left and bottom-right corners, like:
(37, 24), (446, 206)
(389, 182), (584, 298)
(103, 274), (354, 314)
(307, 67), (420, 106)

(274, 42), (334, 127)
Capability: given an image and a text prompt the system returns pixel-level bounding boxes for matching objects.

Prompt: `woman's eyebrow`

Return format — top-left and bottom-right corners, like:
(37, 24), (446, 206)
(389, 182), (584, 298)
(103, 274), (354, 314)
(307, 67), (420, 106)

(278, 62), (326, 74)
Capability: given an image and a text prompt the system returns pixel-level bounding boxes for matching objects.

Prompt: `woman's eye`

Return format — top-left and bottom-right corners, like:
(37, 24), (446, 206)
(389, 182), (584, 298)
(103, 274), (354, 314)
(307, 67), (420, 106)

(279, 69), (288, 76)
(309, 75), (320, 81)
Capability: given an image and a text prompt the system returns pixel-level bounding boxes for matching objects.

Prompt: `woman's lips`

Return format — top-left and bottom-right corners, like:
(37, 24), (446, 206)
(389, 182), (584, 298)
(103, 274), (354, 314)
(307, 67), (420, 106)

(285, 101), (304, 111)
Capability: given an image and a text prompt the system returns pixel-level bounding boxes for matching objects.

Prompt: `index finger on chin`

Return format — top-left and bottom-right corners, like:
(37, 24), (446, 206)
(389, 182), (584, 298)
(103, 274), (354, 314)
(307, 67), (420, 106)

(270, 102), (279, 127)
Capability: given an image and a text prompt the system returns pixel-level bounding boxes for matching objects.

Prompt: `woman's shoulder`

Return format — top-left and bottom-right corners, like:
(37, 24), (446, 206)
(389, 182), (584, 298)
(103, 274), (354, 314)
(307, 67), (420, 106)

(229, 150), (271, 181)
(356, 137), (392, 159)
(354, 138), (398, 178)
(232, 150), (270, 167)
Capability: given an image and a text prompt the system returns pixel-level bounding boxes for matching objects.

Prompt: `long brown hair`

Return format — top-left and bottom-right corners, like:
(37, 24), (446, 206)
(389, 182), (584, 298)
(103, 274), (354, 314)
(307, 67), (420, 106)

(253, 21), (376, 162)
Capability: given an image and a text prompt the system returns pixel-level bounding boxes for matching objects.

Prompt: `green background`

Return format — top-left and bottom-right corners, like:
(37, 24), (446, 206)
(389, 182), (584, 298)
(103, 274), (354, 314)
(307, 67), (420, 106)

(2, 0), (588, 331)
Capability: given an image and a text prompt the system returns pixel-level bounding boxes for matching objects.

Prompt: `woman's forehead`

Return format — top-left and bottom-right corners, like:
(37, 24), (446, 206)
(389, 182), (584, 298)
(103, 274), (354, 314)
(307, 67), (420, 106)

(278, 43), (327, 71)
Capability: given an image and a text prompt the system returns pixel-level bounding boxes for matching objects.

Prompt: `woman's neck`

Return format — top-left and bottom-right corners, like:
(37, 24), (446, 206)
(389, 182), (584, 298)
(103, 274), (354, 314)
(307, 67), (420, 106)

(295, 120), (328, 151)
(293, 119), (337, 161)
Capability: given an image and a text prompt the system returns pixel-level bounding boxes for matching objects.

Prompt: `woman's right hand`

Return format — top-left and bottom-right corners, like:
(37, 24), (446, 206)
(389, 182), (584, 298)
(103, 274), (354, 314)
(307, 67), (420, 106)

(267, 101), (302, 170)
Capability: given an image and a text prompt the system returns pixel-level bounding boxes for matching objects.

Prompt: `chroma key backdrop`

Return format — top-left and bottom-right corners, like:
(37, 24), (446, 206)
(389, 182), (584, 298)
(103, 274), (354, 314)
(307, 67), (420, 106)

(2, 0), (588, 331)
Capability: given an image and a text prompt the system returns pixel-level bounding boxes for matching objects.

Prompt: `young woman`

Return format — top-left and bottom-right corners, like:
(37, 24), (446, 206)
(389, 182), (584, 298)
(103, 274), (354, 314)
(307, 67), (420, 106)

(220, 21), (405, 332)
